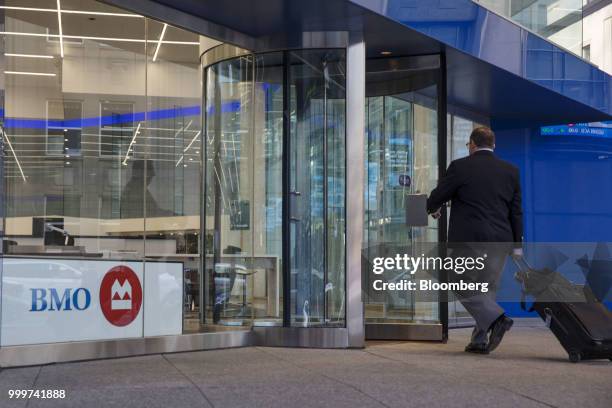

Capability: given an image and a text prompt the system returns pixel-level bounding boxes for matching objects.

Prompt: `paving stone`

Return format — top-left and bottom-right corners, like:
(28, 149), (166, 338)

(0, 325), (610, 408)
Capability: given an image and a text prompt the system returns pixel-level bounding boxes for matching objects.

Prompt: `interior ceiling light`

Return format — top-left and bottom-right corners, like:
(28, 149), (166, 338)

(176, 130), (202, 167)
(123, 122), (141, 165)
(158, 40), (199, 45)
(183, 130), (201, 152)
(5, 53), (54, 59)
(0, 5), (141, 17)
(381, 51), (392, 55)
(0, 31), (198, 45)
(1, 128), (26, 182)
(152, 24), (168, 62)
(56, 0), (64, 58)
(4, 70), (56, 76)
(174, 122), (196, 167)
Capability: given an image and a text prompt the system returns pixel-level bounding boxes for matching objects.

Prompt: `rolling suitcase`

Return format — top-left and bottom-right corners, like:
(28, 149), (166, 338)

(513, 256), (612, 363)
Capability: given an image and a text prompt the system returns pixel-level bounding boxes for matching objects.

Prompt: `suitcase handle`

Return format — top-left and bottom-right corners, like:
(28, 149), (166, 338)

(544, 307), (553, 328)
(511, 255), (533, 272)
(512, 255), (535, 312)
(512, 255), (532, 285)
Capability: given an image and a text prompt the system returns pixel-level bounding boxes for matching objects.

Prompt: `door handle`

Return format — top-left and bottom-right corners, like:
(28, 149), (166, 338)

(290, 191), (301, 196)
(290, 217), (300, 223)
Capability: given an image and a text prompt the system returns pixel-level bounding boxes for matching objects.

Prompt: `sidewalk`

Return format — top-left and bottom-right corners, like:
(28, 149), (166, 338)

(1, 321), (610, 408)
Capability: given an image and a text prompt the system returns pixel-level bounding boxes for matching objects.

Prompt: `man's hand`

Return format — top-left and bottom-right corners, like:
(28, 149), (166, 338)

(430, 208), (442, 219)
(511, 247), (523, 259)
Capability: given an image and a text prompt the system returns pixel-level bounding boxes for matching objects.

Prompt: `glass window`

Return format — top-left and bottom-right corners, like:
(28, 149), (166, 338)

(141, 21), (203, 334)
(1, 0), (208, 344)
(2, 1), (146, 259)
(475, 0), (584, 56)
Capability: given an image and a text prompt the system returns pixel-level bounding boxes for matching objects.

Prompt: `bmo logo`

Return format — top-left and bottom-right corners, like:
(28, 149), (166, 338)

(99, 266), (142, 327)
(30, 287), (91, 312)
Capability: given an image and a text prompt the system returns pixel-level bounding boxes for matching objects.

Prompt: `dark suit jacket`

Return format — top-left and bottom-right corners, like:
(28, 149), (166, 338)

(427, 150), (523, 244)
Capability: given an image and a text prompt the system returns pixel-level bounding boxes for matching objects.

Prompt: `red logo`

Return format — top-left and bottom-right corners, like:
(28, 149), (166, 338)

(99, 266), (142, 327)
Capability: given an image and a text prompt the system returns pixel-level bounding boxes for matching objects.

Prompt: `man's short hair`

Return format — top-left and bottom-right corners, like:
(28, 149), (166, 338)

(470, 126), (495, 148)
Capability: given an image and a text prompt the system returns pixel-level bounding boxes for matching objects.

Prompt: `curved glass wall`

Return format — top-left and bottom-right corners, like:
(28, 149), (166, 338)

(203, 49), (346, 329)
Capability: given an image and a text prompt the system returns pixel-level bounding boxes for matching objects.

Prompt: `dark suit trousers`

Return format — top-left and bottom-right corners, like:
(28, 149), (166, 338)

(449, 244), (509, 344)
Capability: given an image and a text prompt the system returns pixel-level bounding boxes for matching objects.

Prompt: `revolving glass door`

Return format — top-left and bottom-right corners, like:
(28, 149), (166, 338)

(203, 48), (347, 331)
(363, 55), (446, 340)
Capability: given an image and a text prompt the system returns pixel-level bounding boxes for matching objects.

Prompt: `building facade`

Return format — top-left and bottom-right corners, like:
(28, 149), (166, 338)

(0, 0), (610, 367)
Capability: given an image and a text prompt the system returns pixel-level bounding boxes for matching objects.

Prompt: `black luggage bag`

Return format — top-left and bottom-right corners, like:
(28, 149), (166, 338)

(513, 257), (612, 363)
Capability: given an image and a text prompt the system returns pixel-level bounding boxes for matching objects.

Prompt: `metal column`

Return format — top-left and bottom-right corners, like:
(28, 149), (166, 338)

(345, 32), (366, 348)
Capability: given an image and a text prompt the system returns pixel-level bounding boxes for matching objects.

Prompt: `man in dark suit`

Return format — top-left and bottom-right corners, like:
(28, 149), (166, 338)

(427, 126), (523, 354)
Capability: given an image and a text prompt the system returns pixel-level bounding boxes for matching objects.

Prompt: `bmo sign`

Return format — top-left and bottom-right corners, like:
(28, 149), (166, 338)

(1, 259), (182, 346)
(99, 266), (143, 327)
(30, 287), (92, 312)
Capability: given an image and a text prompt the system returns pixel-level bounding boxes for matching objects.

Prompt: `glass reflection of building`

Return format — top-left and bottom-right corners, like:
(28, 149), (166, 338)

(475, 0), (585, 55)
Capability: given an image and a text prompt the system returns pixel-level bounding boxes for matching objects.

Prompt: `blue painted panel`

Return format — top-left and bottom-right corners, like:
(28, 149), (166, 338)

(496, 125), (612, 242)
(495, 125), (612, 315)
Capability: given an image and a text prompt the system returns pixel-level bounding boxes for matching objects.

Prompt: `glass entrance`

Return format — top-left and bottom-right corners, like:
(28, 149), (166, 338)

(203, 48), (347, 332)
(363, 55), (445, 340)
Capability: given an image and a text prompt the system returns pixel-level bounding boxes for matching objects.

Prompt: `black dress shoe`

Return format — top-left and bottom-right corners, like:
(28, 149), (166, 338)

(465, 343), (489, 354)
(486, 315), (513, 353)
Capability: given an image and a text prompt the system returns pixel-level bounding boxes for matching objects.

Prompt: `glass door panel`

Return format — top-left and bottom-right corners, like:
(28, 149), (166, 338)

(204, 56), (255, 329)
(288, 49), (346, 327)
(204, 49), (347, 332)
(363, 55), (443, 339)
(204, 52), (285, 330)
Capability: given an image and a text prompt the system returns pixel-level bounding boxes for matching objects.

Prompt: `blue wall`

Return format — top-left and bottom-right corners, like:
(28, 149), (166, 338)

(494, 126), (612, 316)
(495, 126), (612, 243)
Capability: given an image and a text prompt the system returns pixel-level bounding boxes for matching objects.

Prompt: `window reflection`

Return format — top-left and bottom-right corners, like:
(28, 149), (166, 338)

(475, 0), (584, 55)
(1, 0), (206, 335)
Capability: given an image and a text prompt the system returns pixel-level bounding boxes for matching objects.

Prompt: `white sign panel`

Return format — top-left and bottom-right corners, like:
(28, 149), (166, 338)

(1, 258), (183, 346)
(143, 262), (183, 337)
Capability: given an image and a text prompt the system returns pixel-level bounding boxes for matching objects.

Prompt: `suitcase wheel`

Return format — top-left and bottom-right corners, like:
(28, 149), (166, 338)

(569, 352), (582, 363)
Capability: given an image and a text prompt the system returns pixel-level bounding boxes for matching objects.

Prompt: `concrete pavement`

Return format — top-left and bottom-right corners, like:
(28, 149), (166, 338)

(0, 321), (610, 408)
